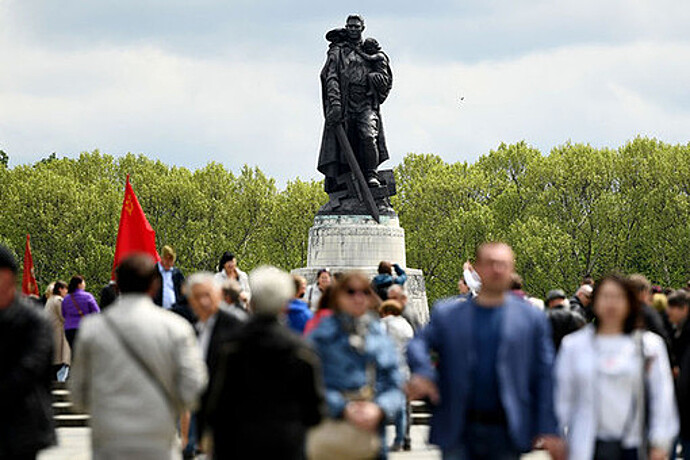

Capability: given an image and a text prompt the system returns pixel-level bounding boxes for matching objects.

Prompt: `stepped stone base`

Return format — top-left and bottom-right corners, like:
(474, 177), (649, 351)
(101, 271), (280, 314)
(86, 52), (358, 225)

(293, 214), (429, 325)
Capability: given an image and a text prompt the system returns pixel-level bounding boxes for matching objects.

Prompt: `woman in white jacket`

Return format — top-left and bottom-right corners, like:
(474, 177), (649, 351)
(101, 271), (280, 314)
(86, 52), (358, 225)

(555, 274), (678, 460)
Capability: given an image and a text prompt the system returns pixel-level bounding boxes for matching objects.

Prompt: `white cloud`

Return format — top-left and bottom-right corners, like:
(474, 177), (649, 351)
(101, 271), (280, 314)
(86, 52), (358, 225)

(0, 0), (688, 184)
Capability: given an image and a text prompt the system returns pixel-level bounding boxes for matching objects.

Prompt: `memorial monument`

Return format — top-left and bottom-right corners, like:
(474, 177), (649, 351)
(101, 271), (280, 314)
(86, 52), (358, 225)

(294, 14), (429, 324)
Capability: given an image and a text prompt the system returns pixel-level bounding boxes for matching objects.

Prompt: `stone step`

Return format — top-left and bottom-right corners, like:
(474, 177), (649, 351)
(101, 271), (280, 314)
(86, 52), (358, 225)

(52, 389), (71, 403)
(52, 381), (67, 391)
(411, 412), (431, 425)
(52, 401), (76, 415)
(55, 414), (90, 428)
(410, 400), (431, 413)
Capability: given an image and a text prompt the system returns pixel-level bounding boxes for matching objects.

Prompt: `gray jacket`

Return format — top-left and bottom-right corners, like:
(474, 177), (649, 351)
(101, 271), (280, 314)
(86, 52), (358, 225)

(70, 294), (207, 456)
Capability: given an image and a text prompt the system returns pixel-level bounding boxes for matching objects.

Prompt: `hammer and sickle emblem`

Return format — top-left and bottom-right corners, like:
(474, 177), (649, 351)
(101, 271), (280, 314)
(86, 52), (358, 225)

(124, 196), (134, 215)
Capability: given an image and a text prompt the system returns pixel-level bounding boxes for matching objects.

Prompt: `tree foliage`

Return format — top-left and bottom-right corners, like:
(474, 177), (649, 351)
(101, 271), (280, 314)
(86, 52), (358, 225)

(1, 137), (689, 304)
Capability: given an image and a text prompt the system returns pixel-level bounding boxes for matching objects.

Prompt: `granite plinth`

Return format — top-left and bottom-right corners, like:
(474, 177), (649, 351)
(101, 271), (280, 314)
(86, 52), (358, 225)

(307, 215), (406, 268)
(293, 266), (429, 326)
(293, 214), (429, 325)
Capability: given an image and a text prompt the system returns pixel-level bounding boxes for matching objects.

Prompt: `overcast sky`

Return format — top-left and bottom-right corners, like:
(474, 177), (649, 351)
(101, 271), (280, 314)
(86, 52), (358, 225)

(1, 0), (688, 183)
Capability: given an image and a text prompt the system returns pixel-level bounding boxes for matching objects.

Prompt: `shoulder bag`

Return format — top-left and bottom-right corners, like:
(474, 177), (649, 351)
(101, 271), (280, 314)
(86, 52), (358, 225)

(306, 362), (382, 460)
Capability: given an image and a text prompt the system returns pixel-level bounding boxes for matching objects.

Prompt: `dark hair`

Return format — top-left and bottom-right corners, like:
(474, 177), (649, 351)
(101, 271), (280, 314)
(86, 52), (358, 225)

(0, 245), (18, 273)
(346, 14), (364, 25)
(378, 261), (392, 275)
(582, 275), (595, 286)
(332, 271), (379, 312)
(217, 252), (236, 272)
(317, 268), (331, 278)
(67, 275), (85, 294)
(668, 290), (690, 308)
(591, 274), (642, 334)
(510, 273), (523, 290)
(53, 280), (67, 295)
(115, 254), (157, 294)
(316, 285), (334, 312)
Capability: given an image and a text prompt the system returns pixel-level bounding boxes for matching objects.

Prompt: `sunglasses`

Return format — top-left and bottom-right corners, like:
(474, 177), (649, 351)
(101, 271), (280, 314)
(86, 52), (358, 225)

(345, 287), (370, 296)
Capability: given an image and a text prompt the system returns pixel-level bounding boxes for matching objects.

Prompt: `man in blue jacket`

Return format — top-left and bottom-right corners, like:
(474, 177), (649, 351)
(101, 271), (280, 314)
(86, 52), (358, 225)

(407, 242), (564, 460)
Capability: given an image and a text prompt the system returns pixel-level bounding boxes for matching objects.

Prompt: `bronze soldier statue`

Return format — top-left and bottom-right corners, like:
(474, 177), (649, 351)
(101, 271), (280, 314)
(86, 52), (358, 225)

(317, 15), (395, 219)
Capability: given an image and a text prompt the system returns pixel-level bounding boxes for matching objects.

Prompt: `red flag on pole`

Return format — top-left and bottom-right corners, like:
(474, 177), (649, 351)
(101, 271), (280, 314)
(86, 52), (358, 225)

(22, 234), (39, 296)
(112, 175), (160, 277)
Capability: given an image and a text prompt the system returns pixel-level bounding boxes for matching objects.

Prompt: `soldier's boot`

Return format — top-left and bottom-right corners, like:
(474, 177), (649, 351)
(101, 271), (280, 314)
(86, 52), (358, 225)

(361, 139), (381, 188)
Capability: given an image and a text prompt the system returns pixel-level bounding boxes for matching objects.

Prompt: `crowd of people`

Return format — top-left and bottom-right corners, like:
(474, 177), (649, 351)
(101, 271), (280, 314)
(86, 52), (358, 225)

(2, 240), (690, 460)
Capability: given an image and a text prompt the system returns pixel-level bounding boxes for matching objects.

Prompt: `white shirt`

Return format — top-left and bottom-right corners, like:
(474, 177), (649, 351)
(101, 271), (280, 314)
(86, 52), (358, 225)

(594, 335), (643, 443)
(196, 313), (218, 361)
(157, 263), (176, 309)
(381, 315), (414, 380)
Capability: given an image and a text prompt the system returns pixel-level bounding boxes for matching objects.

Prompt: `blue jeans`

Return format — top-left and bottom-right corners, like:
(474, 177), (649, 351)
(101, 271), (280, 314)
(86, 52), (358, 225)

(393, 403), (409, 445)
(442, 423), (520, 460)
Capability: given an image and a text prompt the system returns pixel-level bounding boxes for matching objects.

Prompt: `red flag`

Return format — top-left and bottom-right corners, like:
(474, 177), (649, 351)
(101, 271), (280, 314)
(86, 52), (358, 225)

(112, 175), (160, 277)
(22, 234), (39, 296)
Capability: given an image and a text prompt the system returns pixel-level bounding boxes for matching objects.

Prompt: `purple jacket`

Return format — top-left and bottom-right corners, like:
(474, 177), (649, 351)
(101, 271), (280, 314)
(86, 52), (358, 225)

(62, 289), (100, 330)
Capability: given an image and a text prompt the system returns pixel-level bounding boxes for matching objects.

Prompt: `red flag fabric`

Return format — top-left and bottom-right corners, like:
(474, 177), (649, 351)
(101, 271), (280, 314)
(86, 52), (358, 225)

(22, 234), (39, 296)
(112, 175), (160, 277)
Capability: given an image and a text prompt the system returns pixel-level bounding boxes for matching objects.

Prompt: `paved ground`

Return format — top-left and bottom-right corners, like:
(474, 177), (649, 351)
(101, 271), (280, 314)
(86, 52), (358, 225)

(40, 426), (549, 460)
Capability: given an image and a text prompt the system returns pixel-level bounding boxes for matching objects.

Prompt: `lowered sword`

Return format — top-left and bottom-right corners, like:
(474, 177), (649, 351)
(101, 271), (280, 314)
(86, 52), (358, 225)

(334, 124), (380, 223)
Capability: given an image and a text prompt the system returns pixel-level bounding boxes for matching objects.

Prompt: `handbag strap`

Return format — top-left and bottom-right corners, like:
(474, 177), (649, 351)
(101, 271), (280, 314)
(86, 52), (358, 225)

(634, 331), (648, 455)
(102, 313), (181, 414)
(70, 296), (85, 318)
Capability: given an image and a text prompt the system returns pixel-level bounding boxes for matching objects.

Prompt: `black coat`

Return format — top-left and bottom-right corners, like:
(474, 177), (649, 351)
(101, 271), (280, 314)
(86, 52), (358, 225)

(677, 336), (690, 438)
(196, 309), (244, 442)
(204, 316), (325, 460)
(546, 306), (586, 351)
(153, 267), (184, 308)
(0, 295), (56, 456)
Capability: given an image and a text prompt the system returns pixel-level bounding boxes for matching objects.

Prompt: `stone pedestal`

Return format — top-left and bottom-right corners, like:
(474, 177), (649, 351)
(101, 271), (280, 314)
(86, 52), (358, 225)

(292, 214), (429, 325)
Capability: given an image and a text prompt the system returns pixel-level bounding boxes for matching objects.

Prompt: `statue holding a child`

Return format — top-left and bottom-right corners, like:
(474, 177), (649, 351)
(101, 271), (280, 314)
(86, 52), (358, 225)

(317, 14), (396, 217)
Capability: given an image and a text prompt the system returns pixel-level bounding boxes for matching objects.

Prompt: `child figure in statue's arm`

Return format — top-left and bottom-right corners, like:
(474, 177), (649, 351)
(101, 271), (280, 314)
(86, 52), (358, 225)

(356, 38), (389, 106)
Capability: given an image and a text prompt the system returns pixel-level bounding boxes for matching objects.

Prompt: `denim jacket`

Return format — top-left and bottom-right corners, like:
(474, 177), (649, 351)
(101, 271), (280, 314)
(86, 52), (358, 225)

(308, 312), (404, 423)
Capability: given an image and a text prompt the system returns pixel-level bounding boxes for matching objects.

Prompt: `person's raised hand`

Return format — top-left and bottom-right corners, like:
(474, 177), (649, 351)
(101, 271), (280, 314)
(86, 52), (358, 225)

(649, 447), (666, 460)
(406, 375), (440, 404)
(535, 435), (566, 460)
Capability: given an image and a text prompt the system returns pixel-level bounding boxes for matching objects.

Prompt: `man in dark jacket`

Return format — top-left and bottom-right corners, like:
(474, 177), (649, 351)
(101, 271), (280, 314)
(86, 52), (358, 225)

(407, 243), (565, 459)
(629, 274), (671, 346)
(568, 284), (593, 321)
(0, 245), (56, 459)
(545, 289), (585, 351)
(205, 266), (325, 460)
(676, 290), (690, 456)
(667, 290), (690, 373)
(154, 245), (185, 309)
(186, 272), (244, 454)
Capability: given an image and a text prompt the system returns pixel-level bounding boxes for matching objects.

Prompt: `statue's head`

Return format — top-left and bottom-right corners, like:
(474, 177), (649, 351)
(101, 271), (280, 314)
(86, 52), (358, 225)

(345, 14), (365, 42)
